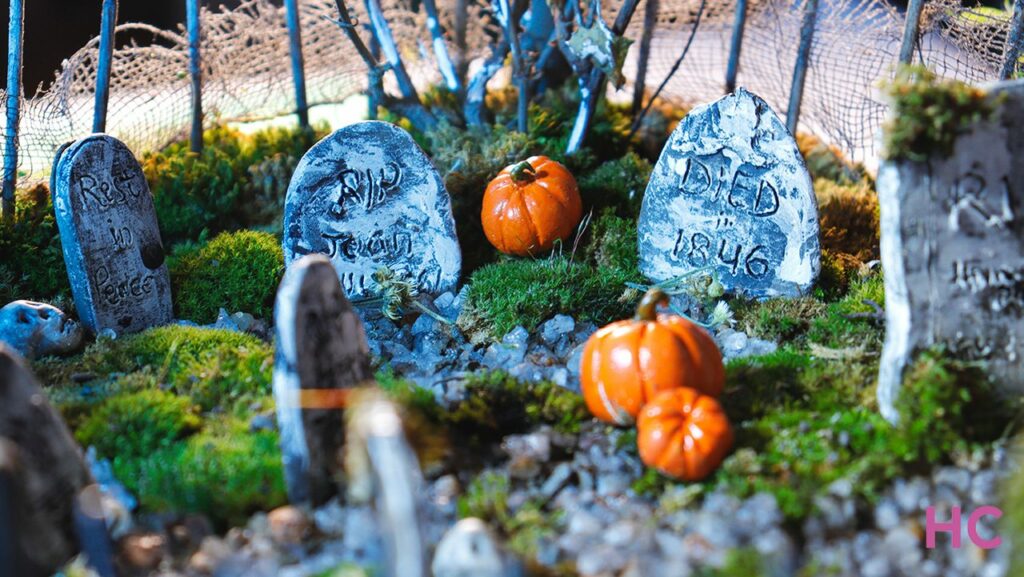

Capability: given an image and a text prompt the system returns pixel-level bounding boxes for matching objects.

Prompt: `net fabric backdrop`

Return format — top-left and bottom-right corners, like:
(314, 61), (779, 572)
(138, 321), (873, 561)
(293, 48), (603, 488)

(1, 0), (1020, 188)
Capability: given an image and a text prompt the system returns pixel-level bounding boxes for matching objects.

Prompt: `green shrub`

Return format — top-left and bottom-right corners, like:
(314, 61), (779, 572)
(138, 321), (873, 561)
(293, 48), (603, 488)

(76, 389), (200, 458)
(0, 184), (70, 303)
(169, 230), (284, 323)
(457, 256), (638, 339)
(115, 421), (286, 527)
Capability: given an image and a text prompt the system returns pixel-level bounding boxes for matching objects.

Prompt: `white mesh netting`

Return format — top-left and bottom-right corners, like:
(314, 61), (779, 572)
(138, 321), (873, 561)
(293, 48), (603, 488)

(1, 0), (1020, 187)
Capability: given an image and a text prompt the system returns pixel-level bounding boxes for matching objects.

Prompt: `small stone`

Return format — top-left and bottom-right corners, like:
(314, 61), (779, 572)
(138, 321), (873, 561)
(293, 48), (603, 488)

(118, 533), (166, 572)
(503, 431), (551, 480)
(576, 544), (626, 577)
(874, 498), (901, 531)
(935, 467), (971, 496)
(720, 330), (749, 356)
(248, 413), (275, 433)
(970, 470), (998, 505)
(894, 478), (931, 514)
(267, 505), (311, 545)
(312, 498), (346, 537)
(412, 313), (439, 336)
(540, 462), (574, 501)
(540, 314), (576, 346)
(568, 509), (603, 536)
(432, 518), (515, 577)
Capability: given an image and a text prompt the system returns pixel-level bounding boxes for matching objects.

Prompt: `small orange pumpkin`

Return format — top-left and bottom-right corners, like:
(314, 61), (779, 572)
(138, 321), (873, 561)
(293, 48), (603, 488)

(637, 387), (733, 481)
(580, 288), (725, 425)
(481, 156), (583, 256)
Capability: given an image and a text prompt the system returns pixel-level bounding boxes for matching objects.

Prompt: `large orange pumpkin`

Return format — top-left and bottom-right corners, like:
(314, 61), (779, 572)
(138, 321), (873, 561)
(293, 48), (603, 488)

(637, 387), (733, 481)
(580, 289), (725, 425)
(481, 156), (583, 256)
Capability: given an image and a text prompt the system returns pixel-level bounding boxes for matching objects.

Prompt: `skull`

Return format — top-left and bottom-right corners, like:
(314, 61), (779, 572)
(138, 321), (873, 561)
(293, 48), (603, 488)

(0, 301), (84, 359)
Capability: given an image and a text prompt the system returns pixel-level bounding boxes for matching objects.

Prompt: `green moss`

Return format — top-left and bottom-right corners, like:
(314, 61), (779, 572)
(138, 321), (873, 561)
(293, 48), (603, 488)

(169, 230), (284, 323)
(446, 370), (588, 438)
(458, 256), (638, 339)
(577, 153), (652, 215)
(881, 65), (1001, 162)
(731, 297), (827, 344)
(806, 273), (885, 349)
(0, 184), (70, 304)
(115, 419), (286, 527)
(1005, 439), (1024, 576)
(75, 389), (201, 458)
(796, 132), (865, 184)
(170, 340), (273, 414)
(581, 211), (640, 274)
(696, 548), (768, 577)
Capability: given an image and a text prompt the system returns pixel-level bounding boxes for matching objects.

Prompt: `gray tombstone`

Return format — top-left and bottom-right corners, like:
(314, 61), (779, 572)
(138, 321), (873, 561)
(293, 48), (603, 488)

(638, 88), (820, 297)
(0, 344), (94, 576)
(282, 121), (461, 298)
(53, 134), (172, 335)
(877, 80), (1024, 423)
(272, 254), (374, 506)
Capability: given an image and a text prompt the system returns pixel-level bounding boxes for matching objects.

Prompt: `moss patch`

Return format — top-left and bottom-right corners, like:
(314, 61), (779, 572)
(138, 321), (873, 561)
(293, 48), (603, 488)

(75, 389), (201, 458)
(0, 184), (70, 304)
(169, 230), (284, 323)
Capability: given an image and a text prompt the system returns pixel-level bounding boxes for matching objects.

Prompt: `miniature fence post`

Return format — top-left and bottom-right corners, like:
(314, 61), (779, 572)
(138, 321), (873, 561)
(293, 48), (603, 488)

(93, 0), (118, 134)
(284, 0), (310, 129)
(2, 0), (24, 223)
(1002, 0), (1024, 80)
(898, 0), (926, 65)
(632, 0), (659, 116)
(186, 0), (204, 153)
(786, 0), (818, 135)
(455, 0), (468, 83)
(725, 0), (748, 94)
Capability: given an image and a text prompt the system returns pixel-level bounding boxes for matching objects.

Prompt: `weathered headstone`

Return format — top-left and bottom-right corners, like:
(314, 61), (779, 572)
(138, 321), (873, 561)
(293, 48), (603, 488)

(877, 80), (1024, 423)
(0, 344), (94, 576)
(283, 121), (461, 298)
(272, 254), (374, 506)
(53, 134), (172, 335)
(638, 88), (820, 297)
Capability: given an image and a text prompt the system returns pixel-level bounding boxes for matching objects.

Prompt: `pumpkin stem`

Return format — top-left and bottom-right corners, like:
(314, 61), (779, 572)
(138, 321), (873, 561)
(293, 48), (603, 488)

(635, 288), (669, 321)
(509, 160), (537, 183)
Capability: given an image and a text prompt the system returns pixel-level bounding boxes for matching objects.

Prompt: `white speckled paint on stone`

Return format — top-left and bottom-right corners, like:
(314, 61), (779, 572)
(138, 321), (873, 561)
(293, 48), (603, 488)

(283, 121), (461, 298)
(638, 89), (820, 298)
(52, 134), (173, 334)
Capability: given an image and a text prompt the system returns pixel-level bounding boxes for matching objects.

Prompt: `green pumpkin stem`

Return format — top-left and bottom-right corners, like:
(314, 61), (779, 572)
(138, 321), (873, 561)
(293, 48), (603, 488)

(636, 288), (669, 321)
(509, 160), (537, 183)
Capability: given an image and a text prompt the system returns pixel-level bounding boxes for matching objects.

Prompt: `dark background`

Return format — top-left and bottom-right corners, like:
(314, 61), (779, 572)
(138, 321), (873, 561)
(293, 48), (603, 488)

(0, 0), (1010, 96)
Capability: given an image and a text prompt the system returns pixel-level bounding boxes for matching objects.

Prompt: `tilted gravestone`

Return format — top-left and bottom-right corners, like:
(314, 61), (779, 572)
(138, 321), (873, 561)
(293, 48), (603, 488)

(877, 80), (1024, 423)
(283, 121), (461, 298)
(639, 88), (820, 297)
(272, 254), (374, 506)
(53, 134), (172, 335)
(0, 344), (94, 576)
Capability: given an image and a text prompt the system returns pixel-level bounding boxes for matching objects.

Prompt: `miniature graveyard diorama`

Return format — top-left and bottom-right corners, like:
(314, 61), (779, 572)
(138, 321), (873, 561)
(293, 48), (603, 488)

(1, 0), (1024, 575)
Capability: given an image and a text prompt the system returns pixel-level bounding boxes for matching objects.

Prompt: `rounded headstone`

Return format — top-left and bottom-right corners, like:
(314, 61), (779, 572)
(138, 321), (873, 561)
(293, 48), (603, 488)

(52, 134), (172, 334)
(272, 254), (373, 506)
(639, 89), (820, 298)
(283, 121), (461, 298)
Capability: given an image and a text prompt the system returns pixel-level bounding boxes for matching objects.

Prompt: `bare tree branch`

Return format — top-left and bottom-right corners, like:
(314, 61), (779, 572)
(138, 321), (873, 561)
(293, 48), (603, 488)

(423, 0), (462, 93)
(464, 40), (510, 126)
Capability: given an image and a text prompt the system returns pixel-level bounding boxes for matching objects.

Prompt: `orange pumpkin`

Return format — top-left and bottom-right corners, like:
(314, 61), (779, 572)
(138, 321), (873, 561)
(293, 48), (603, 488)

(580, 288), (725, 425)
(637, 387), (733, 481)
(481, 156), (583, 256)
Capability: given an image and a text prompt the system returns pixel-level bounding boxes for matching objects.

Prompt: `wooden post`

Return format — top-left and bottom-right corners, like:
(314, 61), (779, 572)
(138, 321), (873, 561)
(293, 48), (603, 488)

(285, 0), (310, 129)
(93, 0), (118, 134)
(632, 0), (659, 116)
(2, 0), (24, 223)
(1002, 0), (1024, 80)
(725, 0), (748, 93)
(898, 0), (926, 65)
(455, 0), (468, 84)
(186, 0), (203, 153)
(786, 0), (818, 135)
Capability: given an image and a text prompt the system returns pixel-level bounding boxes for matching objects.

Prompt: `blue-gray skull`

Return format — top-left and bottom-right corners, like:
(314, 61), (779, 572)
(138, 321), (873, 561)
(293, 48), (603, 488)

(0, 301), (84, 359)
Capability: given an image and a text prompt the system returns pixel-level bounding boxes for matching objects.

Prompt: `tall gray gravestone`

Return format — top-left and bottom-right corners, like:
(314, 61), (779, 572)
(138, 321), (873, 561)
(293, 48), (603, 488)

(877, 80), (1024, 423)
(53, 135), (172, 335)
(639, 89), (820, 297)
(283, 121), (461, 298)
(272, 254), (374, 506)
(0, 344), (93, 576)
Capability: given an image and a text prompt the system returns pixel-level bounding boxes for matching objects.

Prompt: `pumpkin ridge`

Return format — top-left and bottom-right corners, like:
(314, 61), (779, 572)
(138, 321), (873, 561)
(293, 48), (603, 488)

(532, 179), (572, 214)
(506, 188), (540, 252)
(595, 330), (631, 425)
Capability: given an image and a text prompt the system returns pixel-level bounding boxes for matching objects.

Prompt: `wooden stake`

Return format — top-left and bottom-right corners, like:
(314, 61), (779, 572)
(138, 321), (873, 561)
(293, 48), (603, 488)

(93, 0), (118, 134)
(285, 0), (310, 129)
(2, 0), (24, 222)
(186, 0), (203, 153)
(786, 0), (818, 135)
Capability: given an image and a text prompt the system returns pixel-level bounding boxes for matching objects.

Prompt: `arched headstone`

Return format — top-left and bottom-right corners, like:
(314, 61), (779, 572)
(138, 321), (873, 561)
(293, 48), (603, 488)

(53, 135), (172, 334)
(283, 121), (461, 298)
(272, 254), (374, 506)
(639, 89), (820, 298)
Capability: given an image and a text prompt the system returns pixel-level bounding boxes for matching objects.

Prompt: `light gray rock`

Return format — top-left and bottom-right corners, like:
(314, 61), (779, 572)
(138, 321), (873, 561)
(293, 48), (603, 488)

(283, 121), (461, 298)
(877, 79), (1024, 422)
(272, 254), (373, 506)
(639, 88), (820, 298)
(0, 344), (94, 576)
(0, 300), (83, 359)
(52, 134), (172, 334)
(432, 518), (521, 577)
